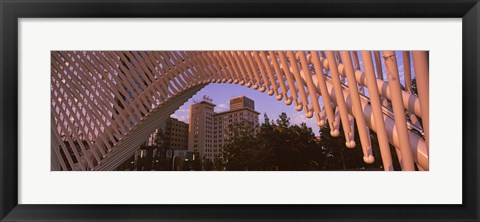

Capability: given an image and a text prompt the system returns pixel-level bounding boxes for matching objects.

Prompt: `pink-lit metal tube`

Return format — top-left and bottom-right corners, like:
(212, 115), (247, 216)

(314, 54), (422, 118)
(401, 51), (421, 127)
(231, 51), (249, 85)
(222, 51), (243, 84)
(252, 51), (271, 93)
(269, 51), (291, 104)
(259, 51), (281, 98)
(374, 51), (384, 80)
(278, 51), (302, 110)
(341, 51), (374, 163)
(360, 51), (394, 170)
(212, 51), (233, 83)
(220, 51), (238, 83)
(352, 51), (365, 94)
(311, 51), (337, 134)
(244, 51), (263, 90)
(383, 51), (415, 170)
(326, 51), (355, 148)
(323, 79), (428, 170)
(298, 51), (322, 121)
(287, 51), (311, 115)
(412, 51), (429, 153)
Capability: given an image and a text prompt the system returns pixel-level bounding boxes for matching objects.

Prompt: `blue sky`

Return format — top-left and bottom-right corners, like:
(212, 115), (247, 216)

(171, 83), (321, 134)
(170, 51), (415, 136)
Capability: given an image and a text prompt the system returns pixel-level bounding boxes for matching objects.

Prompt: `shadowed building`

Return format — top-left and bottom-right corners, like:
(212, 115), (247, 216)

(117, 117), (189, 170)
(188, 96), (260, 160)
(144, 117), (189, 150)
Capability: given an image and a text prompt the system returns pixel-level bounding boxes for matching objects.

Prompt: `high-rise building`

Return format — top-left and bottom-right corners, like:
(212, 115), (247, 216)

(229, 95), (255, 110)
(188, 100), (216, 159)
(188, 96), (259, 160)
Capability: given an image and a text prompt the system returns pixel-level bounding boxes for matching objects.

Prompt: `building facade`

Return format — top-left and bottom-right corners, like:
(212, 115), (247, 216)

(117, 117), (189, 170)
(230, 95), (255, 110)
(145, 117), (189, 150)
(188, 96), (260, 160)
(188, 100), (216, 159)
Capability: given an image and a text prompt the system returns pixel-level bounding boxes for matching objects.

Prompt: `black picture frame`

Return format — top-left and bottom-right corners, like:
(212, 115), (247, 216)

(1, 0), (479, 221)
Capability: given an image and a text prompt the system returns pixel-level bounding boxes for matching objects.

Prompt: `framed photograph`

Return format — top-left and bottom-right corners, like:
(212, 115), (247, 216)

(1, 0), (479, 221)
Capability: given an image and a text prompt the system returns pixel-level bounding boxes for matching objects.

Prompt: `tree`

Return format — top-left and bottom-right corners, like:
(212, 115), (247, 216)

(319, 120), (401, 171)
(275, 112), (290, 128)
(153, 128), (169, 170)
(411, 79), (418, 96)
(223, 112), (401, 171)
(202, 157), (214, 171)
(223, 112), (325, 171)
(223, 120), (260, 170)
(213, 158), (224, 170)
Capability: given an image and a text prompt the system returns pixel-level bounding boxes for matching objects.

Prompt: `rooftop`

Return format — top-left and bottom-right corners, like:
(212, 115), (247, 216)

(214, 107), (260, 116)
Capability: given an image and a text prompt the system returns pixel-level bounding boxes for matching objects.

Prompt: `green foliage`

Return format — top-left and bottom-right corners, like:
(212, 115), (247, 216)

(319, 121), (401, 171)
(155, 128), (169, 151)
(223, 112), (400, 171)
(223, 112), (324, 170)
(153, 128), (169, 170)
(202, 158), (214, 170)
(213, 158), (224, 170)
(411, 79), (418, 96)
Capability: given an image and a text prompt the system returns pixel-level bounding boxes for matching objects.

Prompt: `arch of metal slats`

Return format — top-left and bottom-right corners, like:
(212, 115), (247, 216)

(51, 51), (429, 171)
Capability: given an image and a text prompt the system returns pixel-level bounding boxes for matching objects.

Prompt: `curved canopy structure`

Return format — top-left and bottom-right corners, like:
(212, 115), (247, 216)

(51, 50), (429, 171)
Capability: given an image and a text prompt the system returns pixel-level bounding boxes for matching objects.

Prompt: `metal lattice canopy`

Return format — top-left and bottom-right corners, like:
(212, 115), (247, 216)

(51, 51), (429, 171)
